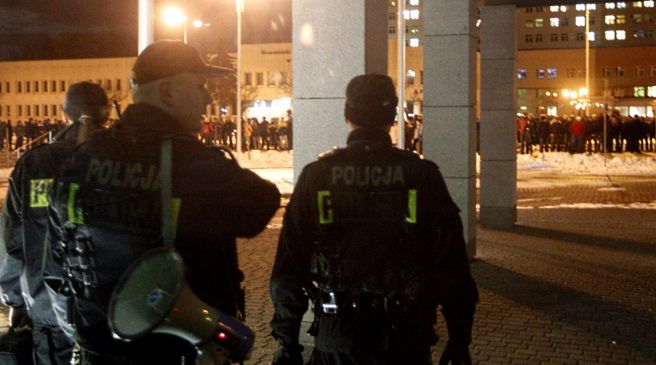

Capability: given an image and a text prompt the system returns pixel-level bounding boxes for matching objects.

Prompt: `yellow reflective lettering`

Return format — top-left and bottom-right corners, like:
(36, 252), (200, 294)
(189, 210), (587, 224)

(67, 183), (84, 224)
(405, 189), (417, 223)
(317, 191), (333, 224)
(29, 178), (53, 208)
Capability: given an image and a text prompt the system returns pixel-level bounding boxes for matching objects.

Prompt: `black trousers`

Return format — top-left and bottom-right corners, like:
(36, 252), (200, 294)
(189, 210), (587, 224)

(307, 348), (433, 365)
(32, 324), (73, 365)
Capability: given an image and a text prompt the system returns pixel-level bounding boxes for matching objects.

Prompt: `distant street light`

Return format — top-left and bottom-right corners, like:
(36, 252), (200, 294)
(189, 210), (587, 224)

(162, 7), (205, 44)
(236, 0), (245, 152)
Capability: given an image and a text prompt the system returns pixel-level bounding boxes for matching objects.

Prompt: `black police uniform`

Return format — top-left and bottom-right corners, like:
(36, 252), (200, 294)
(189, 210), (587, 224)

(45, 103), (281, 364)
(0, 126), (79, 365)
(270, 128), (478, 364)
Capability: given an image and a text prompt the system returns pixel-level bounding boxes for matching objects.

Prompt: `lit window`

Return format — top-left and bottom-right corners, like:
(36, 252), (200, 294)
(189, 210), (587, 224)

(616, 30), (626, 40)
(525, 20), (534, 27)
(535, 18), (544, 27)
(605, 30), (616, 40)
(617, 2), (627, 8)
(587, 4), (596, 10)
(576, 4), (586, 11)
(588, 32), (596, 41)
(547, 68), (558, 78)
(409, 0), (419, 5)
(634, 86), (645, 97)
(550, 18), (559, 27)
(647, 86), (656, 97)
(605, 15), (616, 24)
(517, 69), (528, 79)
(518, 89), (527, 99)
(617, 15), (626, 24)
(633, 1), (643, 7)
(408, 38), (420, 47)
(550, 5), (560, 12)
(537, 69), (546, 79)
(606, 2), (616, 8)
(576, 16), (586, 26)
(560, 5), (567, 11)
(410, 27), (420, 34)
(617, 66), (625, 77)
(409, 9), (420, 19)
(645, 0), (655, 6)
(406, 70), (416, 85)
(403, 10), (410, 19)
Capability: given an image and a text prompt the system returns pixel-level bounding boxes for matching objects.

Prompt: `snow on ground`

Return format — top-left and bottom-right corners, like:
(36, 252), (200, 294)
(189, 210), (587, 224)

(1, 151), (654, 205)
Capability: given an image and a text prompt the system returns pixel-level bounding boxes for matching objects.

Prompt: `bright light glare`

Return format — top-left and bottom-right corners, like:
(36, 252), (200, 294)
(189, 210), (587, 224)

(192, 20), (203, 28)
(562, 89), (570, 98)
(162, 7), (187, 26)
(300, 23), (314, 45)
(579, 88), (588, 96)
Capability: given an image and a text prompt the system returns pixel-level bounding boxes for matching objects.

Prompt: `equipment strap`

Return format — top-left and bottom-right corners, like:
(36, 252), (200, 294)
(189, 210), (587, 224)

(161, 138), (174, 249)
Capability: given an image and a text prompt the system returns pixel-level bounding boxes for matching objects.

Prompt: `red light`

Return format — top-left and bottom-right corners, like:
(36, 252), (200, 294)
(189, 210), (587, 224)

(217, 332), (227, 340)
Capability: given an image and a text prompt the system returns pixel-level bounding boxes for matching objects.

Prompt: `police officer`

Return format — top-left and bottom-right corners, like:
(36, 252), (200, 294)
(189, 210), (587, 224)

(270, 74), (478, 365)
(46, 41), (281, 364)
(0, 81), (110, 364)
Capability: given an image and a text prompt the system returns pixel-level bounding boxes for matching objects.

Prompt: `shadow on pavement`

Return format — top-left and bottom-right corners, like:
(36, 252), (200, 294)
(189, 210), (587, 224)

(510, 225), (656, 257)
(472, 260), (656, 361)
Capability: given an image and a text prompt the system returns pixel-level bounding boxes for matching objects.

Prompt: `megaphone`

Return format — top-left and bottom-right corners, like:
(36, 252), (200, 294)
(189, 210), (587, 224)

(108, 248), (254, 365)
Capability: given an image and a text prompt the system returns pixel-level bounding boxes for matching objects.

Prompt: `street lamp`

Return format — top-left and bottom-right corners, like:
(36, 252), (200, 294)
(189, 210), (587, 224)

(162, 7), (188, 43)
(236, 0), (245, 152)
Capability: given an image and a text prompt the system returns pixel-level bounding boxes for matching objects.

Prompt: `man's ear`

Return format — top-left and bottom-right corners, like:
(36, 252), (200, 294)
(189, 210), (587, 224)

(158, 80), (174, 107)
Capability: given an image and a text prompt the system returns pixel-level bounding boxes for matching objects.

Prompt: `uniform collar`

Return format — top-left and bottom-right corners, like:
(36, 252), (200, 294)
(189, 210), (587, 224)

(117, 103), (186, 137)
(346, 127), (392, 147)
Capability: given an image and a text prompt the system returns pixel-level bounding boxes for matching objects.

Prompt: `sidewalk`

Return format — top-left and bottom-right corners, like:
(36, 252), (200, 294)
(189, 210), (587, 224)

(1, 153), (655, 364)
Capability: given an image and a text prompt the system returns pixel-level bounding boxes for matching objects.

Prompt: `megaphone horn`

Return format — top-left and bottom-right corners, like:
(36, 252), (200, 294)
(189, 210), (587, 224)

(108, 248), (254, 365)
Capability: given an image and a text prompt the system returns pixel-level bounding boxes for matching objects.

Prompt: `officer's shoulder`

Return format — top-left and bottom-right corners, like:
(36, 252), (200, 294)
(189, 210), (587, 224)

(389, 147), (422, 160)
(317, 147), (346, 161)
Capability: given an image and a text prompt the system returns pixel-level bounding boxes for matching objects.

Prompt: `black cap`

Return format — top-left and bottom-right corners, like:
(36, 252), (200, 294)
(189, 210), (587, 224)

(131, 40), (231, 85)
(344, 74), (398, 128)
(63, 82), (110, 125)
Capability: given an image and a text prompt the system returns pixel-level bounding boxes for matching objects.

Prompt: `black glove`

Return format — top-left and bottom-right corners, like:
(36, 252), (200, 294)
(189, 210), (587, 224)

(272, 344), (304, 365)
(9, 306), (31, 329)
(438, 340), (471, 365)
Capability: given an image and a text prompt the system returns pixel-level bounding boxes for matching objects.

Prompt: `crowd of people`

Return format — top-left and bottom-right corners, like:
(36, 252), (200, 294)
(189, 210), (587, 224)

(0, 119), (69, 151)
(199, 110), (294, 151)
(516, 112), (656, 155)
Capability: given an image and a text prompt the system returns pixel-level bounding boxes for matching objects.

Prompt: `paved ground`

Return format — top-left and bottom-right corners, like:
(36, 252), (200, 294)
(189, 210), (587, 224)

(1, 172), (655, 364)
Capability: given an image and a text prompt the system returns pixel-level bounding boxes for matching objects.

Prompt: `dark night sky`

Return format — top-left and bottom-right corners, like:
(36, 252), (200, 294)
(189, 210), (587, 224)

(0, 0), (291, 61)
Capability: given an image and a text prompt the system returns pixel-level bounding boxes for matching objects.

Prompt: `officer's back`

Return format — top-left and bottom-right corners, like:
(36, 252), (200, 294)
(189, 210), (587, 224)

(270, 74), (477, 365)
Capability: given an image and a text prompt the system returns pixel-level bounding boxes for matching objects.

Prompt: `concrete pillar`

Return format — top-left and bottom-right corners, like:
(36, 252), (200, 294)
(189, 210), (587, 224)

(480, 4), (517, 229)
(292, 0), (388, 181)
(423, 0), (479, 259)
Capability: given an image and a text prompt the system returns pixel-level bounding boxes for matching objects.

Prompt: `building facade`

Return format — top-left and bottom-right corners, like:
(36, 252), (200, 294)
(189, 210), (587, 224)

(2, 2), (655, 122)
(0, 58), (134, 122)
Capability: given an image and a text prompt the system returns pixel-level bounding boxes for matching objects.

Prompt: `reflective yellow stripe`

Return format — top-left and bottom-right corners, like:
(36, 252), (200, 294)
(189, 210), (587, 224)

(67, 183), (84, 224)
(318, 190), (333, 224)
(29, 178), (53, 208)
(172, 198), (182, 239)
(405, 189), (417, 223)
